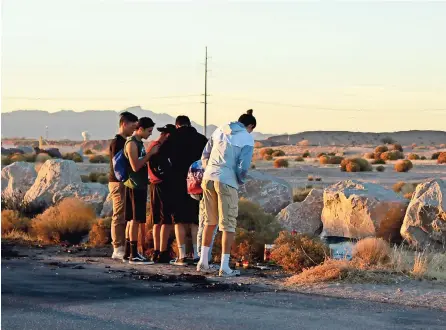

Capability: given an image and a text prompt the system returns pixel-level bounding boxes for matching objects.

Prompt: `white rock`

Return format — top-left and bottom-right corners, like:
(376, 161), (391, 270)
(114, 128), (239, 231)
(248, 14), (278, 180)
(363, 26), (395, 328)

(1, 162), (37, 198)
(53, 182), (109, 214)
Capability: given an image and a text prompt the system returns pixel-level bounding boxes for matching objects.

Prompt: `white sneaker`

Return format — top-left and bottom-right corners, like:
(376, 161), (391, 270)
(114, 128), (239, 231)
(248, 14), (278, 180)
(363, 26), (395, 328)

(218, 268), (241, 277)
(196, 261), (218, 274)
(111, 246), (125, 260)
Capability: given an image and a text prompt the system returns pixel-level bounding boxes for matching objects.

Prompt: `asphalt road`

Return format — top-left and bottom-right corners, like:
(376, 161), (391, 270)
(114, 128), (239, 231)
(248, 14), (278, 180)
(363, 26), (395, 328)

(2, 258), (445, 330)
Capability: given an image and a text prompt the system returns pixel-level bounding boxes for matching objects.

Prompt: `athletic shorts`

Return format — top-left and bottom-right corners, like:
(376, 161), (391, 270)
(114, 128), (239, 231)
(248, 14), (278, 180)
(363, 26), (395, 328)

(125, 187), (148, 223)
(150, 182), (174, 225)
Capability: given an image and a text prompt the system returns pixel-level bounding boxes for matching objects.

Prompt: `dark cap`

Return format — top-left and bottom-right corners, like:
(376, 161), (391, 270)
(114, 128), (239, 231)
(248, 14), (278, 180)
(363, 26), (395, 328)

(157, 124), (176, 134)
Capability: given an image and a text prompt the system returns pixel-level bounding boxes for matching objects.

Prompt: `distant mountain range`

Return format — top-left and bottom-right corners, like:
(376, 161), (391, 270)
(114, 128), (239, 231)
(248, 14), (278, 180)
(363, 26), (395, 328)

(1, 106), (272, 141)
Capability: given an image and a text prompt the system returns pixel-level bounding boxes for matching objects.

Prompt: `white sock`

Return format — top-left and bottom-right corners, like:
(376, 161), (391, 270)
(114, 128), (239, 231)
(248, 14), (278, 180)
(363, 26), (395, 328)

(200, 246), (210, 267)
(178, 244), (186, 259)
(220, 254), (231, 273)
(193, 244), (199, 259)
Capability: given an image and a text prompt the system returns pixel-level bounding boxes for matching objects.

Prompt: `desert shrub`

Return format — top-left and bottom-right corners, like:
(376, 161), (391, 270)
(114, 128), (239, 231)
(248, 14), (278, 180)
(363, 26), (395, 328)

(395, 160), (413, 172)
(431, 152), (440, 160)
(391, 143), (403, 152)
(420, 156), (427, 160)
(376, 165), (385, 172)
(408, 153), (420, 160)
(88, 172), (107, 182)
(319, 155), (329, 165)
(259, 148), (274, 157)
(97, 175), (109, 184)
(271, 231), (329, 273)
(341, 158), (372, 172)
(371, 158), (386, 165)
(412, 252), (428, 278)
(328, 156), (344, 165)
(63, 152), (83, 163)
(302, 150), (311, 158)
(1, 210), (31, 234)
(84, 149), (93, 155)
(381, 137), (395, 144)
(286, 259), (351, 285)
(317, 152), (326, 158)
(89, 154), (109, 164)
(346, 161), (360, 172)
(293, 187), (312, 202)
(295, 156), (304, 162)
(230, 199), (282, 263)
(307, 175), (314, 181)
(1, 155), (12, 166)
(30, 198), (95, 244)
(364, 152), (375, 159)
(272, 150), (286, 157)
(89, 217), (112, 247)
(273, 159), (289, 168)
(392, 181), (406, 193)
(250, 164), (256, 169)
(404, 192), (414, 199)
(23, 154), (37, 162)
(1, 192), (46, 218)
(352, 238), (391, 267)
(80, 175), (90, 183)
(380, 150), (404, 161)
(437, 152), (446, 164)
(263, 155), (273, 161)
(375, 145), (388, 153)
(10, 154), (26, 163)
(35, 153), (52, 163)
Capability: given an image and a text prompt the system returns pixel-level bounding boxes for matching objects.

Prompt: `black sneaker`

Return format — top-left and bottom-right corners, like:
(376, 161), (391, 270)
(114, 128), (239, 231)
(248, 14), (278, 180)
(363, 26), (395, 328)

(129, 253), (154, 265)
(151, 250), (160, 263)
(157, 251), (171, 264)
(193, 258), (200, 265)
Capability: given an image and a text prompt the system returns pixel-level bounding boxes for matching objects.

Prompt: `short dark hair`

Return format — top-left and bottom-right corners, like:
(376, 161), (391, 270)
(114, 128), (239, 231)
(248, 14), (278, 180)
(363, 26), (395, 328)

(175, 115), (191, 127)
(119, 111), (138, 126)
(238, 109), (256, 129)
(136, 117), (156, 129)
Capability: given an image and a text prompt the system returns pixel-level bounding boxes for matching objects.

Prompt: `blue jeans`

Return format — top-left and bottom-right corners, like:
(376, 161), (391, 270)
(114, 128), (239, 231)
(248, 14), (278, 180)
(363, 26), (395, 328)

(197, 199), (218, 262)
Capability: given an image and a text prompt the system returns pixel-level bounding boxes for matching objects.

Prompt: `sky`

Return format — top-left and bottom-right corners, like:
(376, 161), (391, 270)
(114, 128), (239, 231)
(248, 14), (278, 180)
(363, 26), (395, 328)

(2, 0), (446, 134)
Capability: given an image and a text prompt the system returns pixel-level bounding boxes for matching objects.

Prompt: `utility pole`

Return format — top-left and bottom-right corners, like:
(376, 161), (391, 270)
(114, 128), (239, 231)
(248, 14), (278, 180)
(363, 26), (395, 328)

(203, 46), (208, 137)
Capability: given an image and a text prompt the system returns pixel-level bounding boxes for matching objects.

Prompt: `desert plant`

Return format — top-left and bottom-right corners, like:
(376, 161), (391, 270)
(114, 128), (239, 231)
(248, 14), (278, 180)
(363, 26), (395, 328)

(374, 152), (382, 160)
(23, 154), (37, 162)
(352, 238), (391, 267)
(295, 156), (304, 162)
(392, 181), (406, 193)
(408, 153), (420, 160)
(271, 231), (329, 273)
(89, 218), (112, 247)
(263, 155), (273, 161)
(375, 145), (388, 153)
(1, 210), (31, 234)
(317, 152), (327, 158)
(404, 192), (414, 199)
(319, 155), (330, 165)
(307, 175), (314, 181)
(391, 143), (403, 152)
(250, 164), (256, 169)
(302, 150), (311, 158)
(411, 252), (428, 278)
(298, 140), (310, 146)
(10, 154), (26, 163)
(381, 150), (404, 161)
(259, 148), (274, 157)
(420, 156), (427, 160)
(80, 175), (90, 183)
(364, 152), (375, 159)
(437, 152), (446, 164)
(272, 150), (285, 157)
(431, 152), (441, 160)
(30, 198), (95, 244)
(293, 187), (312, 202)
(35, 153), (52, 163)
(89, 154), (109, 164)
(376, 166), (385, 172)
(84, 149), (93, 155)
(1, 192), (46, 218)
(286, 259), (351, 285)
(273, 159), (289, 168)
(381, 137), (395, 144)
(341, 158), (372, 172)
(97, 175), (109, 184)
(346, 161), (360, 172)
(395, 160), (413, 172)
(1, 155), (12, 166)
(371, 158), (386, 165)
(63, 152), (83, 163)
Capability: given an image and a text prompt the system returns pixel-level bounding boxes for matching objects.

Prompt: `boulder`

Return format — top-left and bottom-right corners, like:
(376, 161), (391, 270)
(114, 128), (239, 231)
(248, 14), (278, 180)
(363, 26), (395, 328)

(400, 179), (446, 250)
(1, 162), (37, 198)
(239, 170), (293, 215)
(321, 180), (408, 242)
(24, 159), (82, 207)
(53, 183), (109, 214)
(276, 189), (323, 234)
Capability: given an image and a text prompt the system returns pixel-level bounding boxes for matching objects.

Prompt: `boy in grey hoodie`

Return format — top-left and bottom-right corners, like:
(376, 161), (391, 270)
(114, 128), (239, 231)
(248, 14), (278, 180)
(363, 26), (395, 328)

(197, 110), (256, 276)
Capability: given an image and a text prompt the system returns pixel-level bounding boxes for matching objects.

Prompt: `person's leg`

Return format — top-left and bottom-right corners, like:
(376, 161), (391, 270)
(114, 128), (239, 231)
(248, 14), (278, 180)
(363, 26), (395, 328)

(160, 224), (172, 252)
(123, 187), (132, 261)
(216, 182), (239, 276)
(197, 199), (205, 257)
(128, 188), (151, 264)
(174, 223), (187, 260)
(153, 224), (161, 251)
(190, 224), (199, 260)
(150, 184), (161, 261)
(157, 182), (173, 263)
(109, 183), (126, 258)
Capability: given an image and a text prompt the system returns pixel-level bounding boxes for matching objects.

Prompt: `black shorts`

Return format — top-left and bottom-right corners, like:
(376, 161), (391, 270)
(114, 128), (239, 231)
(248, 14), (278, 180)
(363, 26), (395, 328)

(150, 182), (174, 225)
(173, 192), (200, 225)
(125, 187), (147, 223)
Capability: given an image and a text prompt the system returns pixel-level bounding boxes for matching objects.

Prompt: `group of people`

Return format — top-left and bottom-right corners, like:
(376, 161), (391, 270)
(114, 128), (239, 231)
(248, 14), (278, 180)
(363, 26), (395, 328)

(108, 109), (256, 277)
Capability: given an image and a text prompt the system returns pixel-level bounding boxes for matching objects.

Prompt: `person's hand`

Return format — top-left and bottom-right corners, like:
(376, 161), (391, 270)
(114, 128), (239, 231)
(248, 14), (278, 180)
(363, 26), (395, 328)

(147, 144), (160, 156)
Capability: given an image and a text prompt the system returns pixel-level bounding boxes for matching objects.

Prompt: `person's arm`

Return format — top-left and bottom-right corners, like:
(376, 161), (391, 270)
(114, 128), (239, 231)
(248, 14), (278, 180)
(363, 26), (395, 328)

(236, 145), (254, 185)
(201, 136), (214, 168)
(126, 141), (158, 172)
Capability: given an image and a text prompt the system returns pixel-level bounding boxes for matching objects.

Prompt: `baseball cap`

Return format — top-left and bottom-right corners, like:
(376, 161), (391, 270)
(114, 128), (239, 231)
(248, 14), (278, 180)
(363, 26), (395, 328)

(157, 124), (176, 134)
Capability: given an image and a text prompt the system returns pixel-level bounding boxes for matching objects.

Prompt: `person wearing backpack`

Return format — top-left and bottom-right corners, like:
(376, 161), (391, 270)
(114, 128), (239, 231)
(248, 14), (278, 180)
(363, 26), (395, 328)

(197, 110), (256, 277)
(122, 117), (158, 264)
(146, 124), (176, 263)
(108, 111), (138, 260)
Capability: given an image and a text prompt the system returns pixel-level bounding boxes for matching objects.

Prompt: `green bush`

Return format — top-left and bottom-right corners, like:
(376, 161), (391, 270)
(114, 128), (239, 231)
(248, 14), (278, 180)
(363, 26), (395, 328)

(272, 150), (286, 157)
(302, 150), (311, 158)
(89, 155), (109, 164)
(63, 152), (83, 163)
(432, 152), (441, 160)
(80, 175), (90, 183)
(97, 175), (109, 184)
(408, 153), (420, 160)
(1, 156), (12, 166)
(84, 149), (93, 155)
(295, 156), (304, 162)
(263, 155), (273, 161)
(376, 165), (385, 172)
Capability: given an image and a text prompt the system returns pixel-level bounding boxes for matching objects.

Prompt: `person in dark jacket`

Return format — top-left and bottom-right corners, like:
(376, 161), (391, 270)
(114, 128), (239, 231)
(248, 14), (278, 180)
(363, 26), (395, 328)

(168, 116), (208, 266)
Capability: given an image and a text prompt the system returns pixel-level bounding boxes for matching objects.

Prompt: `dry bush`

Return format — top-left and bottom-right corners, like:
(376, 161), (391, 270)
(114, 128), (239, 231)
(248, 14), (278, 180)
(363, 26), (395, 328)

(374, 152), (382, 160)
(97, 175), (109, 184)
(404, 192), (414, 199)
(2, 229), (34, 242)
(346, 161), (360, 172)
(84, 149), (93, 155)
(31, 198), (95, 244)
(380, 150), (404, 161)
(392, 181), (406, 193)
(1, 191), (46, 218)
(437, 152), (446, 164)
(263, 154), (273, 161)
(272, 150), (286, 157)
(420, 156), (427, 160)
(230, 199), (282, 263)
(317, 152), (326, 158)
(250, 164), (256, 169)
(287, 259), (351, 285)
(89, 154), (109, 164)
(395, 159), (413, 172)
(63, 152), (83, 163)
(293, 187), (312, 202)
(307, 175), (314, 181)
(408, 153), (420, 160)
(1, 155), (12, 166)
(273, 159), (289, 168)
(35, 153), (52, 163)
(364, 152), (375, 159)
(259, 148), (274, 157)
(321, 155), (344, 165)
(375, 145), (388, 153)
(271, 231), (329, 273)
(319, 155), (329, 165)
(10, 154), (26, 163)
(352, 238), (391, 267)
(81, 175), (90, 183)
(341, 158), (372, 172)
(89, 217), (112, 247)
(1, 210), (31, 234)
(391, 143), (403, 152)
(376, 165), (385, 172)
(302, 150), (311, 158)
(412, 252), (428, 278)
(371, 158), (386, 165)
(295, 156), (304, 162)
